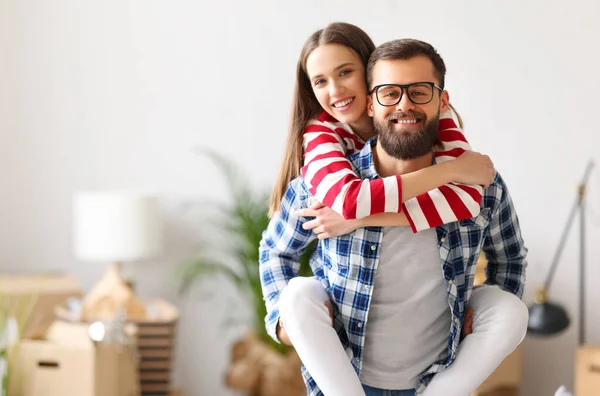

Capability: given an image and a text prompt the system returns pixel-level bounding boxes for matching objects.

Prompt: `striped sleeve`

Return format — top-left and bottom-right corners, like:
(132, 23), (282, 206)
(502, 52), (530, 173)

(402, 111), (483, 233)
(301, 118), (403, 220)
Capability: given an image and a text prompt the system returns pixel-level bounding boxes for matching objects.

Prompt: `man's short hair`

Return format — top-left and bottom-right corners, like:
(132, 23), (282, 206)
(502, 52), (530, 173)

(367, 39), (447, 90)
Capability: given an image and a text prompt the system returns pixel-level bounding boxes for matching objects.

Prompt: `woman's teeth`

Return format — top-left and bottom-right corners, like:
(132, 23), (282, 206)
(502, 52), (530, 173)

(334, 98), (353, 108)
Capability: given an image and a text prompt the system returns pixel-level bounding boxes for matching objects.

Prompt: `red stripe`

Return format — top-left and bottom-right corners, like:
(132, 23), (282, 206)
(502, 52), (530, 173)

(395, 175), (403, 212)
(305, 123), (354, 141)
(435, 147), (465, 159)
(318, 111), (338, 123)
(416, 193), (443, 229)
(369, 179), (385, 215)
(304, 124), (362, 153)
(402, 203), (418, 233)
(308, 161), (354, 197)
(304, 134), (342, 154)
(439, 118), (457, 130)
(305, 124), (337, 134)
(320, 174), (366, 219)
(334, 128), (365, 151)
(321, 179), (344, 209)
(341, 179), (362, 219)
(439, 129), (468, 143)
(452, 184), (483, 206)
(438, 185), (472, 220)
(305, 150), (346, 163)
(333, 127), (358, 143)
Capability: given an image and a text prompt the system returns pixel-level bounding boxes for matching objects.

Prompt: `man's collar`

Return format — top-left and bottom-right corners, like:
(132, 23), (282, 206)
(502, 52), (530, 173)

(355, 137), (381, 180)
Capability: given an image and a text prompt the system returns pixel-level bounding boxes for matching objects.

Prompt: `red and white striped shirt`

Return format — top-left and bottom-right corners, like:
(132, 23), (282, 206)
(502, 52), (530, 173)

(300, 110), (483, 233)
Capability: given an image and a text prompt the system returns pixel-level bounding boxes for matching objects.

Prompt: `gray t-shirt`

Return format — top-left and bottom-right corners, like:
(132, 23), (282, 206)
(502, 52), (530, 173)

(359, 226), (451, 390)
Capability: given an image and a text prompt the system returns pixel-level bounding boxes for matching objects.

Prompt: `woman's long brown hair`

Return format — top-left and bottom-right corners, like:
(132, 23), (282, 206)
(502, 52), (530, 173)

(268, 22), (376, 216)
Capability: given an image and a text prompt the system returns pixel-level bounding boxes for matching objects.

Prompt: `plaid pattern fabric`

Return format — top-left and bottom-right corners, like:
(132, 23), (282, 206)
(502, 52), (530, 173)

(259, 139), (527, 396)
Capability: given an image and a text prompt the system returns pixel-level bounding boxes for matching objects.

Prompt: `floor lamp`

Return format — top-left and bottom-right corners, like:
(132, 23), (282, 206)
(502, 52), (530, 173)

(527, 160), (595, 345)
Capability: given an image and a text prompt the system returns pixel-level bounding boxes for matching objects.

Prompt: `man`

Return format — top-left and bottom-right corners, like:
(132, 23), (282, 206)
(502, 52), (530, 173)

(259, 39), (528, 396)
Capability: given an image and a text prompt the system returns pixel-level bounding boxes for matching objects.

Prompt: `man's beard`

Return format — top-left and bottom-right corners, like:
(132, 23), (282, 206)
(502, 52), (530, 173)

(374, 110), (440, 160)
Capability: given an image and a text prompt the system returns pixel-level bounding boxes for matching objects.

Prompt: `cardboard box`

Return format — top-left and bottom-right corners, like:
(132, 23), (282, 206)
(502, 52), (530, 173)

(13, 320), (139, 396)
(0, 273), (81, 339)
(56, 298), (179, 396)
(575, 345), (600, 396)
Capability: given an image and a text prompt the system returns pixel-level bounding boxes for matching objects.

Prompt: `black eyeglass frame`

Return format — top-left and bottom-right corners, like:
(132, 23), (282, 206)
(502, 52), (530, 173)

(368, 81), (444, 107)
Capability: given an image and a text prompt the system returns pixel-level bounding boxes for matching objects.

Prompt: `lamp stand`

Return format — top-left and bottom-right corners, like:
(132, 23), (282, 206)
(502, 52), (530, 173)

(527, 160), (594, 344)
(578, 182), (586, 345)
(81, 261), (147, 322)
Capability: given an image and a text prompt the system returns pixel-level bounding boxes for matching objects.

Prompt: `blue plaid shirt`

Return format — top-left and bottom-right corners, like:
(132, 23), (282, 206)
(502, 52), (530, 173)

(259, 138), (527, 395)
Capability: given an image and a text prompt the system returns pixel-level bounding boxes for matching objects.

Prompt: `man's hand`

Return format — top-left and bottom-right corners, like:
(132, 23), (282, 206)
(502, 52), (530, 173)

(461, 307), (474, 340)
(277, 301), (334, 346)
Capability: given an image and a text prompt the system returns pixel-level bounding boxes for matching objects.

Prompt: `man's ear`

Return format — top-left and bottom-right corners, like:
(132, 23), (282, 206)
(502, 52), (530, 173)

(367, 94), (374, 117)
(440, 90), (450, 114)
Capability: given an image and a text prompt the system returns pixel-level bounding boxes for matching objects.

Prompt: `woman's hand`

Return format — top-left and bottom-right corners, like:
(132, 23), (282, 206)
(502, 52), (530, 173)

(296, 201), (360, 239)
(450, 151), (496, 188)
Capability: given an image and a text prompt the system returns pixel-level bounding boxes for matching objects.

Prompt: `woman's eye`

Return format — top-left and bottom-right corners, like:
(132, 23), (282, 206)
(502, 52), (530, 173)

(314, 79), (326, 86)
(340, 69), (352, 76)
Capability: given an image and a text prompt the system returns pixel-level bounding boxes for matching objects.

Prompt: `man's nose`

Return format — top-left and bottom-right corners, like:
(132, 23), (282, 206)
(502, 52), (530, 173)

(395, 92), (416, 113)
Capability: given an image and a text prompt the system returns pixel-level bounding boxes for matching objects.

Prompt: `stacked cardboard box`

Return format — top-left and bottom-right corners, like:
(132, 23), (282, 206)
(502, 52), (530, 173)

(575, 346), (600, 396)
(0, 273), (82, 339)
(14, 320), (139, 396)
(134, 299), (179, 396)
(56, 298), (179, 396)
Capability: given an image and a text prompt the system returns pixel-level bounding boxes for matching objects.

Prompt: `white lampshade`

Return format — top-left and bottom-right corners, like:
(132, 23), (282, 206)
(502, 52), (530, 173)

(73, 191), (163, 262)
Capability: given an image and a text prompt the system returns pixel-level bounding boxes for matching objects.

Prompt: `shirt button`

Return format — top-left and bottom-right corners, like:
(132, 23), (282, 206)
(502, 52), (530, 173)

(370, 245), (376, 251)
(357, 322), (363, 328)
(440, 237), (446, 243)
(364, 285), (370, 291)
(448, 280), (454, 285)
(454, 317), (460, 324)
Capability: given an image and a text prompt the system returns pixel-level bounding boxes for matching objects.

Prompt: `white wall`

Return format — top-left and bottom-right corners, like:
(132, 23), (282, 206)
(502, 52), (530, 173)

(1, 1), (599, 395)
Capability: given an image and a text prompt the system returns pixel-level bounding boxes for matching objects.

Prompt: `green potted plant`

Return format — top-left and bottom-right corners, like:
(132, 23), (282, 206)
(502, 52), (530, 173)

(175, 150), (314, 396)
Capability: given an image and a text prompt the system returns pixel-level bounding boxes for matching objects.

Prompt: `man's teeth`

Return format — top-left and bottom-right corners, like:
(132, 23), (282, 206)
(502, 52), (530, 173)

(334, 98), (353, 108)
(396, 119), (418, 124)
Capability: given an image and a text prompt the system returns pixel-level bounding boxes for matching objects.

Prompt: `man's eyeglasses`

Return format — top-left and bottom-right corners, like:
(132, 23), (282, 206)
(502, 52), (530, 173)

(368, 82), (443, 107)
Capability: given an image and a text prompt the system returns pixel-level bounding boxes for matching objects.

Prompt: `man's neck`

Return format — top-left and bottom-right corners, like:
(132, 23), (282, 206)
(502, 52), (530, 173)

(373, 142), (434, 177)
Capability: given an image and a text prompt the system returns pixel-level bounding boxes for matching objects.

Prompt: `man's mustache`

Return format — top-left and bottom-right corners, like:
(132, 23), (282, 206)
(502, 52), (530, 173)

(386, 111), (426, 122)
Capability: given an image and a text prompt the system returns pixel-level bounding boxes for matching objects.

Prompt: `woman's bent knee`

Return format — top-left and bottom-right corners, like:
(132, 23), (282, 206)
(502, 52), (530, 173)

(279, 277), (329, 319)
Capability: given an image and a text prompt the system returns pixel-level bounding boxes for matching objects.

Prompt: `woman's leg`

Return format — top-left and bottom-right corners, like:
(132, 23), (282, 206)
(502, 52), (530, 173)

(421, 285), (529, 396)
(279, 277), (366, 396)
